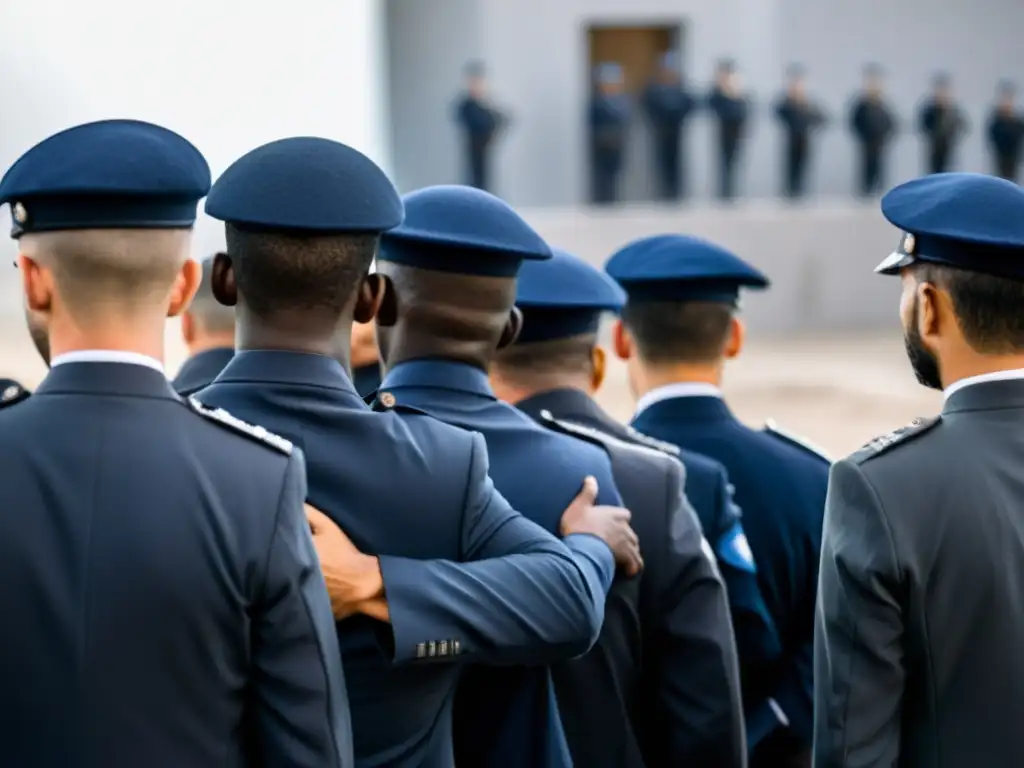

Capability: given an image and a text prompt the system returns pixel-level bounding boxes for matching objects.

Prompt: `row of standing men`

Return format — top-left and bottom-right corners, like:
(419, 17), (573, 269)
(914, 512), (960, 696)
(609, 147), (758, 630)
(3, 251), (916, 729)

(455, 57), (1024, 202)
(1, 119), (1022, 768)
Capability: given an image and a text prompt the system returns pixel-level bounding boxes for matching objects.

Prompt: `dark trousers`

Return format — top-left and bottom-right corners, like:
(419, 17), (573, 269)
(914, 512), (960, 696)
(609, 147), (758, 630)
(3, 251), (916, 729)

(465, 141), (489, 191)
(996, 153), (1020, 183)
(858, 143), (884, 196)
(718, 142), (740, 201)
(783, 136), (809, 199)
(590, 151), (622, 205)
(927, 142), (952, 175)
(653, 133), (683, 201)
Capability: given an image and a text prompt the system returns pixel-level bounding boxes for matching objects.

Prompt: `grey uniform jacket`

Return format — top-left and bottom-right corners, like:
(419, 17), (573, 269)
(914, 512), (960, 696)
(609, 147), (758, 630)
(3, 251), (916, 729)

(814, 379), (1024, 768)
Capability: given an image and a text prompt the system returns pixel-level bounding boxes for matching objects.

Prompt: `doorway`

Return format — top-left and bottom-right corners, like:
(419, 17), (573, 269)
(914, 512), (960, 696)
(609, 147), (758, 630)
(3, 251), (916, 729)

(584, 22), (685, 203)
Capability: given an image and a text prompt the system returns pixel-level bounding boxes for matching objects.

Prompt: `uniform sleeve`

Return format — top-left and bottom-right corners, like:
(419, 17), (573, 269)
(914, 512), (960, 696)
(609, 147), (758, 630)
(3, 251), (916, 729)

(813, 459), (905, 768)
(377, 432), (613, 666)
(709, 468), (782, 669)
(249, 450), (352, 768)
(650, 462), (745, 767)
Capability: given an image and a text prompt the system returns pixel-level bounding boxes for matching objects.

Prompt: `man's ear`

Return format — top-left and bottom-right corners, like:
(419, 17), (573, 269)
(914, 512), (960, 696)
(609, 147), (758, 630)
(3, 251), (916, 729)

(167, 258), (201, 318)
(590, 345), (607, 392)
(210, 252), (236, 307)
(354, 273), (388, 324)
(18, 254), (51, 313)
(917, 281), (943, 348)
(723, 315), (745, 360)
(372, 274), (398, 327)
(497, 306), (523, 350)
(612, 318), (633, 361)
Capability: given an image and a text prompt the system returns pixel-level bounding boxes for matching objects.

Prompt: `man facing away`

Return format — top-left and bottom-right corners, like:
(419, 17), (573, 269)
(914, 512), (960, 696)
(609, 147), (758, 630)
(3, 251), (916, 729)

(0, 120), (349, 767)
(197, 140), (638, 768)
(373, 184), (641, 767)
(815, 172), (1024, 768)
(489, 245), (746, 767)
(606, 235), (829, 768)
(173, 254), (235, 396)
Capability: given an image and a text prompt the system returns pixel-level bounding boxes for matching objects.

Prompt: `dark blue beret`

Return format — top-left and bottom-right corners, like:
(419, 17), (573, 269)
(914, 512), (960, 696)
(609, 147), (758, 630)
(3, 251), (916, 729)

(515, 247), (626, 343)
(605, 234), (769, 305)
(876, 173), (1024, 279)
(378, 185), (551, 278)
(0, 119), (210, 238)
(205, 137), (402, 233)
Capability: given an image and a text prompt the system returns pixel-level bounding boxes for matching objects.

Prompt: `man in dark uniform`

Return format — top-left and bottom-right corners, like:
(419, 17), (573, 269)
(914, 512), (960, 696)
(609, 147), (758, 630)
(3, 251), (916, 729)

(350, 320), (382, 396)
(607, 234), (830, 768)
(199, 140), (637, 768)
(173, 254), (235, 396)
(489, 246), (747, 767)
(774, 65), (827, 200)
(917, 72), (968, 175)
(815, 172), (1024, 768)
(849, 64), (897, 196)
(453, 61), (506, 192)
(374, 184), (642, 768)
(642, 51), (698, 202)
(589, 62), (631, 205)
(707, 59), (749, 202)
(0, 120), (350, 767)
(986, 80), (1024, 182)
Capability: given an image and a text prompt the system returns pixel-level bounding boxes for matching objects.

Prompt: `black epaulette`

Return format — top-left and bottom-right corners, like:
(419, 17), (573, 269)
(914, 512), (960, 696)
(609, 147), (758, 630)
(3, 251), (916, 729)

(186, 396), (293, 455)
(622, 423), (681, 457)
(0, 378), (30, 408)
(764, 419), (833, 463)
(849, 416), (940, 465)
(370, 390), (432, 418)
(536, 410), (622, 452)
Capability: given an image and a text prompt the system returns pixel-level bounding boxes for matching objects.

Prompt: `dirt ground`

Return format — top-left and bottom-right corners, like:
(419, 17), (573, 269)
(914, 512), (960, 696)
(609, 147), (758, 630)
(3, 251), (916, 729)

(1, 321), (942, 459)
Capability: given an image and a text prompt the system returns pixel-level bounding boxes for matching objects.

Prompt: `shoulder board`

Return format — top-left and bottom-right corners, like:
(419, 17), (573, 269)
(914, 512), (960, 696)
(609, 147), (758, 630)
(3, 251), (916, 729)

(370, 390), (432, 418)
(622, 423), (681, 457)
(849, 416), (940, 465)
(763, 419), (833, 463)
(536, 410), (615, 451)
(186, 396), (293, 455)
(0, 379), (30, 408)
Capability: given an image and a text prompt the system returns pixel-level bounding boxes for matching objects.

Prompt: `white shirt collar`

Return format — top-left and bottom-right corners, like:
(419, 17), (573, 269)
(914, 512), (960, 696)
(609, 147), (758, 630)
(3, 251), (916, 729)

(943, 368), (1024, 401)
(634, 382), (723, 418)
(50, 350), (166, 375)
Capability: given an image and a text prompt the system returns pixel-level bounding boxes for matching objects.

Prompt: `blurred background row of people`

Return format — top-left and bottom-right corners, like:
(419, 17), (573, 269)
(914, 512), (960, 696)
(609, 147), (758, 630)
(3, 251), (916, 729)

(453, 57), (1024, 204)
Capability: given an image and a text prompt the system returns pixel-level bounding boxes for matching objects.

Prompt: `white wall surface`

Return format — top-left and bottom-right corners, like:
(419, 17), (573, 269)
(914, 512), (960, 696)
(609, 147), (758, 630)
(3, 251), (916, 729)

(0, 0), (387, 308)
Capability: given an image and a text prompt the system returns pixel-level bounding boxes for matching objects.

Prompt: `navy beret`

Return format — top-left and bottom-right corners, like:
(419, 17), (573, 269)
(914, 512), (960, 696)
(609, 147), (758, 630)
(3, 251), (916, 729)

(0, 119), (210, 238)
(515, 247), (626, 344)
(378, 185), (551, 278)
(205, 137), (402, 234)
(876, 173), (1024, 279)
(605, 234), (769, 304)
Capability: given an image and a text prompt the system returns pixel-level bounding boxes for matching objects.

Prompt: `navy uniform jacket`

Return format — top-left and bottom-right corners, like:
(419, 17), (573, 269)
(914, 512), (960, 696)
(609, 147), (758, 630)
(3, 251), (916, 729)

(849, 98), (896, 147)
(707, 88), (748, 148)
(589, 93), (631, 169)
(0, 360), (349, 768)
(987, 109), (1024, 158)
(643, 83), (697, 137)
(525, 388), (779, 677)
(633, 394), (827, 750)
(376, 360), (623, 768)
(197, 351), (614, 768)
(517, 387), (745, 768)
(815, 381), (1024, 768)
(171, 346), (234, 396)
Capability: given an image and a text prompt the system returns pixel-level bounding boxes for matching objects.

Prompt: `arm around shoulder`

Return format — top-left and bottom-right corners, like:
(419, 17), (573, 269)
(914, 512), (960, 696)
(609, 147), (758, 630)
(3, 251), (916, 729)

(377, 431), (611, 667)
(813, 458), (905, 768)
(251, 449), (353, 768)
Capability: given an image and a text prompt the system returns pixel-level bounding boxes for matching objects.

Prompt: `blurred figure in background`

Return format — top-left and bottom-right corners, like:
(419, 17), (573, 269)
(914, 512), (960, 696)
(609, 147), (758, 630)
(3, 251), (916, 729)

(173, 254), (235, 396)
(588, 62), (631, 205)
(849, 64), (897, 197)
(642, 51), (698, 202)
(351, 320), (382, 397)
(453, 61), (506, 192)
(773, 65), (827, 200)
(706, 60), (749, 202)
(987, 80), (1024, 182)
(917, 72), (968, 175)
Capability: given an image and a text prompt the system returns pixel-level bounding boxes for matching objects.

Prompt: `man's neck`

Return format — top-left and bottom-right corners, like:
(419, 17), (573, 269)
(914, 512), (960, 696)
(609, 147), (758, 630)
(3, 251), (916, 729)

(187, 334), (235, 357)
(631, 361), (722, 401)
(49, 316), (166, 364)
(236, 307), (352, 371)
(384, 338), (492, 375)
(942, 353), (1024, 390)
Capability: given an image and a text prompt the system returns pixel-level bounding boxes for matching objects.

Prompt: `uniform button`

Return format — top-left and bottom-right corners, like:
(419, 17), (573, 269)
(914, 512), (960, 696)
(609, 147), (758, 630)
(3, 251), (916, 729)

(2, 385), (19, 402)
(378, 391), (396, 408)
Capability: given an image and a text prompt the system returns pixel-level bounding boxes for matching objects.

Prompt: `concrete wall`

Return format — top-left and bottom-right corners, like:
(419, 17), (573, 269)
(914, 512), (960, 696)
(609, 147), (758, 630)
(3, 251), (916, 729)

(518, 200), (903, 335)
(384, 0), (1024, 206)
(0, 0), (388, 316)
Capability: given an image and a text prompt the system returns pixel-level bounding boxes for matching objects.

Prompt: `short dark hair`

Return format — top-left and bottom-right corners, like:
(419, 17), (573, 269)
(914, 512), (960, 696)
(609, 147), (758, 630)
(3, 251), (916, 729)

(225, 224), (377, 319)
(916, 263), (1024, 353)
(621, 300), (733, 364)
(492, 333), (597, 386)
